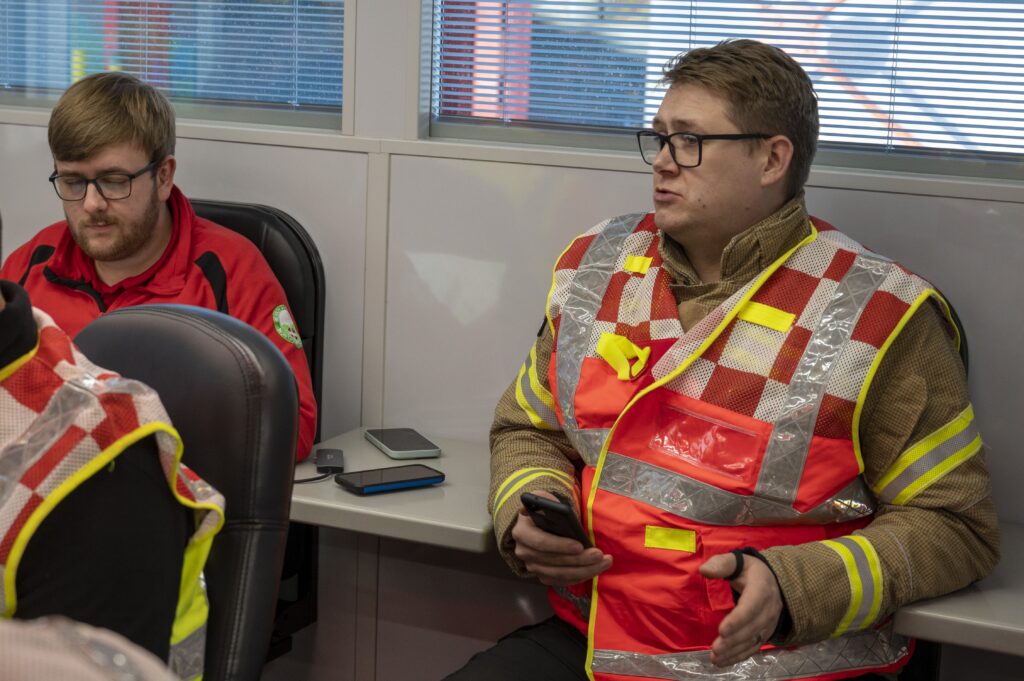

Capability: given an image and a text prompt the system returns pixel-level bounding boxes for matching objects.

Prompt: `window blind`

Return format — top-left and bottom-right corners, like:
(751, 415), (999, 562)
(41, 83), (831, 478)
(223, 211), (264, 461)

(432, 1), (1024, 161)
(0, 1), (343, 119)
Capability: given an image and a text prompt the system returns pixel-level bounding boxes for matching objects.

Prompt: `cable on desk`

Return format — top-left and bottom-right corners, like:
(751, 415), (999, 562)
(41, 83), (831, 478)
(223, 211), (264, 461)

(294, 473), (331, 484)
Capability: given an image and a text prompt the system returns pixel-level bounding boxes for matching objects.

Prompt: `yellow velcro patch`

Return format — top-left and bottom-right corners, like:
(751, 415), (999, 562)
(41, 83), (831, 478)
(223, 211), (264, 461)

(644, 526), (696, 553)
(738, 301), (796, 333)
(623, 255), (653, 275)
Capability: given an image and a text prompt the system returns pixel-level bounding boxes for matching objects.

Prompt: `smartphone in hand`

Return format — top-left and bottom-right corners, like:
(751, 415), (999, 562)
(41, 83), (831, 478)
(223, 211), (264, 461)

(521, 491), (592, 548)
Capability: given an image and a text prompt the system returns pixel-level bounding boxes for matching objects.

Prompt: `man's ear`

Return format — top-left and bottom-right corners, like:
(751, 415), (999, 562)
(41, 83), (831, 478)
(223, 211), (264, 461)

(156, 155), (177, 201)
(759, 136), (794, 189)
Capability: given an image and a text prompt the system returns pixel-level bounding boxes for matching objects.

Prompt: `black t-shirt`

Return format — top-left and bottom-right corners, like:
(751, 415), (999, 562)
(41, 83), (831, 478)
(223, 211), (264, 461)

(2, 280), (192, 662)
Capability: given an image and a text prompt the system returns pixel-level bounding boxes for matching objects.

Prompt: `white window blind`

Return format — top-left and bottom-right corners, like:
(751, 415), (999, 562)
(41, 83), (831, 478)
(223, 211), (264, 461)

(432, 1), (1024, 163)
(0, 1), (344, 124)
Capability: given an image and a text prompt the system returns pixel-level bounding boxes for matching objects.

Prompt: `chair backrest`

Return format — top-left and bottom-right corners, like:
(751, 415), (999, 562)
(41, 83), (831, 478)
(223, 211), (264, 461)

(191, 199), (325, 441)
(75, 304), (298, 681)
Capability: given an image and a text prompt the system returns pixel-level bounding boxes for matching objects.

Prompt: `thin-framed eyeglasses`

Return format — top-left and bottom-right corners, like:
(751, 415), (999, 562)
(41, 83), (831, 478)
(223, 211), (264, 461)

(48, 159), (161, 201)
(636, 130), (772, 168)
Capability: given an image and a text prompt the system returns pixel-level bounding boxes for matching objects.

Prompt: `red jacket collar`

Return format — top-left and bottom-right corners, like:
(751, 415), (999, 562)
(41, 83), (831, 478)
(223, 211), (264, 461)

(46, 185), (197, 295)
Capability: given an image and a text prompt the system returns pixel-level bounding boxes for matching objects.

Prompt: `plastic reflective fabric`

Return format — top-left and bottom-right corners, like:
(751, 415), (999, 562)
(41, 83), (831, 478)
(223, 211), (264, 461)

(598, 452), (874, 526)
(518, 350), (560, 428)
(168, 621), (205, 681)
(591, 622), (909, 680)
(52, 617), (151, 681)
(554, 584), (591, 620)
(755, 253), (892, 504)
(555, 213), (645, 464)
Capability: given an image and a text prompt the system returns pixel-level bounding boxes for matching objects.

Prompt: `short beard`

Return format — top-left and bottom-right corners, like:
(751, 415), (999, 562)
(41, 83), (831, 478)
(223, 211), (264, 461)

(70, 190), (161, 263)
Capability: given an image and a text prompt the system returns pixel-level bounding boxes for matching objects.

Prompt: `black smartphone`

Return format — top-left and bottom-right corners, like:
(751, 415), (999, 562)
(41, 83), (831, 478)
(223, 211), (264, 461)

(334, 464), (445, 495)
(521, 492), (592, 548)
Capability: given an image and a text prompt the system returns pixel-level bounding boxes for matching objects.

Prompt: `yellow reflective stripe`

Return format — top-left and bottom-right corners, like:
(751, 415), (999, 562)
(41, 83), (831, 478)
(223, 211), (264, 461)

(623, 255), (653, 274)
(515, 361), (555, 430)
(0, 340), (39, 383)
(3, 421), (180, 617)
(492, 468), (574, 520)
(527, 344), (556, 412)
(595, 333), (651, 381)
(643, 526), (696, 553)
(736, 301), (796, 333)
(822, 539), (864, 637)
(873, 404), (982, 505)
(853, 290), (942, 474)
(852, 536), (884, 630)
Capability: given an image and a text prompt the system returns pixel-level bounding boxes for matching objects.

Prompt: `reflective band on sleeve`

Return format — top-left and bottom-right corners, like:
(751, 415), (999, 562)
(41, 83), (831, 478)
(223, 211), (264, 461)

(598, 452), (875, 526)
(168, 621), (206, 681)
(555, 214), (646, 462)
(737, 301), (796, 333)
(757, 252), (891, 505)
(515, 345), (560, 430)
(623, 255), (653, 274)
(644, 526), (696, 553)
(874, 404), (982, 505)
(493, 467), (575, 520)
(823, 535), (883, 636)
(591, 622), (909, 680)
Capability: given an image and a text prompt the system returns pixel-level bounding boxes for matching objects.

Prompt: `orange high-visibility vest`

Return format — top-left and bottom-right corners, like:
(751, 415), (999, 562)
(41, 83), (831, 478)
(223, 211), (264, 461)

(0, 308), (225, 681)
(545, 214), (955, 681)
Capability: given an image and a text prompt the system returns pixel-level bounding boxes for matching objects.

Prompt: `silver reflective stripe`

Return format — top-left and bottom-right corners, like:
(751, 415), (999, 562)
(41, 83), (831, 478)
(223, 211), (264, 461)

(554, 585), (592, 620)
(830, 536), (879, 632)
(592, 622), (908, 680)
(556, 213), (646, 463)
(598, 452), (874, 526)
(576, 429), (611, 467)
(0, 381), (93, 507)
(519, 351), (559, 427)
(756, 252), (891, 505)
(168, 622), (206, 681)
(878, 420), (981, 504)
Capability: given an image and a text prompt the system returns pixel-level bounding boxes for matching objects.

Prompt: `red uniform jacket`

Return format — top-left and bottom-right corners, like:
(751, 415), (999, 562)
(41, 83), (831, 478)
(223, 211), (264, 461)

(0, 185), (317, 461)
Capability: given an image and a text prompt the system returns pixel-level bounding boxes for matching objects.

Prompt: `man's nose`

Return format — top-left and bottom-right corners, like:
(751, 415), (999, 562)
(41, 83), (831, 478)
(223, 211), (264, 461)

(651, 144), (679, 175)
(81, 182), (109, 213)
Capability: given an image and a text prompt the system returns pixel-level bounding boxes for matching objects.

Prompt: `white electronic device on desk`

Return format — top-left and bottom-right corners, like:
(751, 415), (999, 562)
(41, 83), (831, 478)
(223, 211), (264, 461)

(364, 428), (441, 459)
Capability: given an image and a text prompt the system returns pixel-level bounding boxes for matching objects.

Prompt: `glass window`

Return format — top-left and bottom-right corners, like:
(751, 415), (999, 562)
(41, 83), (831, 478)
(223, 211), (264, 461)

(0, 1), (344, 128)
(431, 1), (1024, 177)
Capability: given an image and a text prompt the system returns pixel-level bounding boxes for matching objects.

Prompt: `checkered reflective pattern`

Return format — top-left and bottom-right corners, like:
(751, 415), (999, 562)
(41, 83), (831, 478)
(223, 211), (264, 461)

(0, 308), (224, 612)
(548, 215), (937, 443)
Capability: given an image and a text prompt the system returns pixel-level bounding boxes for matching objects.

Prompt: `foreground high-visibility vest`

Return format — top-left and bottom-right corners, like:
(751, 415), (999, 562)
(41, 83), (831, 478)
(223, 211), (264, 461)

(0, 308), (225, 681)
(544, 214), (957, 681)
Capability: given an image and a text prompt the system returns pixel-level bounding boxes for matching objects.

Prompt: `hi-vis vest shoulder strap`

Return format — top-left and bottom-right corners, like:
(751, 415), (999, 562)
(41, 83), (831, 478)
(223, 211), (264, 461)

(0, 308), (225, 681)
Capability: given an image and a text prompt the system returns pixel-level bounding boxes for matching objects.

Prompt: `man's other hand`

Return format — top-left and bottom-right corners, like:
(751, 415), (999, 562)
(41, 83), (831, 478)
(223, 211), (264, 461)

(512, 491), (612, 587)
(699, 551), (783, 667)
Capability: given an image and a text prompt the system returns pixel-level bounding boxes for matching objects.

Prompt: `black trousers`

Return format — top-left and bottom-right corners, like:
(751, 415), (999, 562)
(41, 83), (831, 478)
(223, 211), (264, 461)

(444, 616), (895, 681)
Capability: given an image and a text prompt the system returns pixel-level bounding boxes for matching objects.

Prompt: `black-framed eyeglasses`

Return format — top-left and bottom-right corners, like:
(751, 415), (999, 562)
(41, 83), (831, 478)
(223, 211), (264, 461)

(48, 159), (161, 201)
(636, 130), (773, 168)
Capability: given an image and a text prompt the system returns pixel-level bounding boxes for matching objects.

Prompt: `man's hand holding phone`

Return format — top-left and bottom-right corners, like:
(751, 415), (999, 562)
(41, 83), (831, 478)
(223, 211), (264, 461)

(513, 491), (612, 587)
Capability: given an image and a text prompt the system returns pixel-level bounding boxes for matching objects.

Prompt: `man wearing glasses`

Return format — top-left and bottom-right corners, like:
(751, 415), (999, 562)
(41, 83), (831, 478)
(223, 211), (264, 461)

(451, 40), (998, 681)
(0, 72), (316, 461)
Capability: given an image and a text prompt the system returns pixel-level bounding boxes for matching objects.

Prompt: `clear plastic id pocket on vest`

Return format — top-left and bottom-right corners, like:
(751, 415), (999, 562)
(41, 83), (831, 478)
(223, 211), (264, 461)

(649, 403), (765, 485)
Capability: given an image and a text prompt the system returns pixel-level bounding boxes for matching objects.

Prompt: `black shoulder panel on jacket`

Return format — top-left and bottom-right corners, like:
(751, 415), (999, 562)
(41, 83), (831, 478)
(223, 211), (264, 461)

(195, 251), (229, 315)
(17, 245), (56, 286)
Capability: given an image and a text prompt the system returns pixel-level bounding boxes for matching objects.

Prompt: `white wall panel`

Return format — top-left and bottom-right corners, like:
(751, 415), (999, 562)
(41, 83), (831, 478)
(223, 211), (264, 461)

(806, 187), (1024, 524)
(0, 124), (65, 256)
(383, 155), (649, 441)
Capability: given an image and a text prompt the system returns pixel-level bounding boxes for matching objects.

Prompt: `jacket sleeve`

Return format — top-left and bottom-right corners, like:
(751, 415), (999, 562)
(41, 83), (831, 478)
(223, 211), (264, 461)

(226, 255), (318, 462)
(490, 322), (583, 575)
(762, 299), (1000, 645)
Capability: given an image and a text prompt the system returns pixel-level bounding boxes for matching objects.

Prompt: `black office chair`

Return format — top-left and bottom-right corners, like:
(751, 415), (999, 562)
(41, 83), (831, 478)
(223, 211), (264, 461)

(191, 199), (325, 439)
(75, 305), (298, 681)
(190, 198), (325, 652)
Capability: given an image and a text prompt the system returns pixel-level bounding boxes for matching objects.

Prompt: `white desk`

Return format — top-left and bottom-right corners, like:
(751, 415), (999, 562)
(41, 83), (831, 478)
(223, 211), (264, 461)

(290, 429), (493, 553)
(289, 429), (1024, 668)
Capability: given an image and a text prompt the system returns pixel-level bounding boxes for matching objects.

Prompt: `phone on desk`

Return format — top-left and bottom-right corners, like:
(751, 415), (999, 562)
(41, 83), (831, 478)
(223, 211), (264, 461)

(334, 464), (445, 495)
(521, 492), (592, 548)
(364, 428), (441, 459)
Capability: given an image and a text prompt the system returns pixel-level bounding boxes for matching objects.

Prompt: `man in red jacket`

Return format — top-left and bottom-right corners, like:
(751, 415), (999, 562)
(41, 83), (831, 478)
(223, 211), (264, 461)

(0, 72), (316, 460)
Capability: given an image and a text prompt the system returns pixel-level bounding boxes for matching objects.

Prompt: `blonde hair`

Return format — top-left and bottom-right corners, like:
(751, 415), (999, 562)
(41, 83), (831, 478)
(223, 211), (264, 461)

(48, 72), (175, 163)
(663, 39), (818, 197)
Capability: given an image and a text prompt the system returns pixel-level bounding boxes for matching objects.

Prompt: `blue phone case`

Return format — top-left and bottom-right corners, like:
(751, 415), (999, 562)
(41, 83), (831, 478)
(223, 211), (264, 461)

(359, 476), (444, 495)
